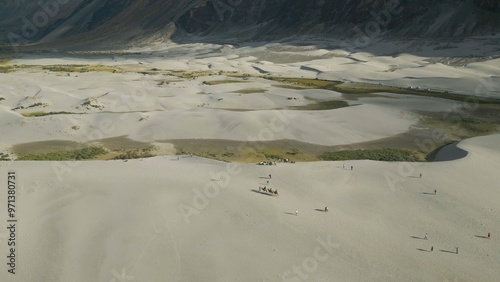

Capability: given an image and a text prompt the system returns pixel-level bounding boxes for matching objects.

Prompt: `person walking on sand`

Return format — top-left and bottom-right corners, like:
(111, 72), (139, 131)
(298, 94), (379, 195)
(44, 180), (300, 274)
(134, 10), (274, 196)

(343, 164), (345, 169)
(295, 210), (298, 216)
(269, 174), (272, 179)
(488, 232), (491, 239)
(325, 206), (328, 212)
(351, 166), (353, 171)
(434, 189), (437, 195)
(430, 246), (433, 252)
(456, 247), (459, 254)
(420, 173), (422, 178)
(424, 233), (428, 240)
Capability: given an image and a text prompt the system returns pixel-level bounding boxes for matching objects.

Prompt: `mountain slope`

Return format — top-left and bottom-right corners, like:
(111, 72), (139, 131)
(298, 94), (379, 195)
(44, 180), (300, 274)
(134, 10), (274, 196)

(0, 0), (499, 49)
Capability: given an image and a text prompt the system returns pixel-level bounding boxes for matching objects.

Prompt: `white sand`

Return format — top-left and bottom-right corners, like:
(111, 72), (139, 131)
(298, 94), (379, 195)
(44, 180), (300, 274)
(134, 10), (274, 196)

(0, 134), (499, 281)
(0, 70), (416, 147)
(0, 39), (499, 281)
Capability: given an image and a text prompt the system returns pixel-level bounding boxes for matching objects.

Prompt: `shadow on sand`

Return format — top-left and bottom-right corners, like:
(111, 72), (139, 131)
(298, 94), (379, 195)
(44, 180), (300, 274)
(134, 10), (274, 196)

(284, 212), (297, 216)
(410, 236), (425, 240)
(416, 248), (430, 252)
(315, 209), (327, 212)
(475, 235), (488, 239)
(422, 192), (436, 195)
(440, 249), (457, 254)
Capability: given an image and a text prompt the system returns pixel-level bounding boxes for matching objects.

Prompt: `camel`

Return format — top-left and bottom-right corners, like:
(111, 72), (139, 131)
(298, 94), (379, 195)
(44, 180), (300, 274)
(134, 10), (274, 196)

(274, 190), (279, 196)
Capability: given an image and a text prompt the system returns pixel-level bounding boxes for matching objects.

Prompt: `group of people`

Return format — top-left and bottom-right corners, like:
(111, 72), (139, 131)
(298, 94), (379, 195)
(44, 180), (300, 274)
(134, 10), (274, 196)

(258, 174), (279, 196)
(258, 161), (276, 166)
(258, 186), (279, 196)
(423, 232), (490, 254)
(342, 164), (354, 170)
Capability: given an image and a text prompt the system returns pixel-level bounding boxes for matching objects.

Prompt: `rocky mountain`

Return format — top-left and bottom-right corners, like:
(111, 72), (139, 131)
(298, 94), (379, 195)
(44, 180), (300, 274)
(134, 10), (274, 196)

(0, 0), (499, 49)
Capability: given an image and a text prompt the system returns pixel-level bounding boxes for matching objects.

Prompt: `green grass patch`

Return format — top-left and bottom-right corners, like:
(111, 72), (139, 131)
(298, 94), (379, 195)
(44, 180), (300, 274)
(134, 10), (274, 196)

(263, 153), (284, 160)
(319, 148), (423, 162)
(422, 116), (499, 139)
(203, 80), (248, 85)
(265, 77), (500, 105)
(0, 65), (15, 73)
(175, 147), (229, 162)
(21, 111), (79, 117)
(452, 117), (498, 134)
(273, 84), (308, 90)
(232, 88), (267, 94)
(0, 58), (11, 65)
(290, 100), (349, 110)
(41, 64), (119, 73)
(113, 147), (154, 160)
(17, 146), (107, 161)
(0, 153), (10, 161)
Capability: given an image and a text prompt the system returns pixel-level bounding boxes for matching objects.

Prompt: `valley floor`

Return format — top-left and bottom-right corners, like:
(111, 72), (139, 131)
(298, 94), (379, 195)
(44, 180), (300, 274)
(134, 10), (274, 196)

(0, 39), (499, 281)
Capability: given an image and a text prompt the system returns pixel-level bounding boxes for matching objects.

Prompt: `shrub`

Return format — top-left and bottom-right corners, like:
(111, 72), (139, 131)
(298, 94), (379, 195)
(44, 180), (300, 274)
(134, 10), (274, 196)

(319, 148), (423, 162)
(18, 146), (107, 161)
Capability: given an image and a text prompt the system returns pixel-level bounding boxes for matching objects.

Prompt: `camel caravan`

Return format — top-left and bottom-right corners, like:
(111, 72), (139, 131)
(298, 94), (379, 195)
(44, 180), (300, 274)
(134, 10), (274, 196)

(258, 186), (279, 196)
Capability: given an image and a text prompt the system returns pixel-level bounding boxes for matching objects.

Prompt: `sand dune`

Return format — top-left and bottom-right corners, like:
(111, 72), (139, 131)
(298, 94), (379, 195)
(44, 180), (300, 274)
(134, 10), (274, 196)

(1, 39), (499, 281)
(0, 134), (498, 281)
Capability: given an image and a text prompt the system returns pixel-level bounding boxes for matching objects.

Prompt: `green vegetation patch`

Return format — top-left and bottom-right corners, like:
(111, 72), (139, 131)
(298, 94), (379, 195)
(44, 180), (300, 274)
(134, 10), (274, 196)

(272, 84), (308, 90)
(267, 77), (341, 89)
(232, 88), (267, 94)
(203, 80), (248, 85)
(0, 153), (10, 161)
(17, 146), (107, 161)
(171, 139), (320, 163)
(290, 100), (349, 110)
(422, 116), (499, 139)
(266, 77), (500, 104)
(451, 117), (498, 134)
(319, 148), (423, 162)
(0, 65), (16, 73)
(12, 103), (49, 110)
(21, 111), (79, 117)
(40, 64), (120, 73)
(113, 147), (154, 160)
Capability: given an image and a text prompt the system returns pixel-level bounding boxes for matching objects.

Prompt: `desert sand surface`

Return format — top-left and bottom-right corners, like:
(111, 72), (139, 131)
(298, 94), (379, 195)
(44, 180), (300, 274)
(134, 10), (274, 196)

(0, 134), (499, 281)
(0, 39), (499, 281)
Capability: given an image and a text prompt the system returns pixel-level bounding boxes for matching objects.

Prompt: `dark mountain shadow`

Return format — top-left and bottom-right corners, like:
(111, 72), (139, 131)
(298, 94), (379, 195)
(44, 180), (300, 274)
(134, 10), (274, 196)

(1, 0), (499, 58)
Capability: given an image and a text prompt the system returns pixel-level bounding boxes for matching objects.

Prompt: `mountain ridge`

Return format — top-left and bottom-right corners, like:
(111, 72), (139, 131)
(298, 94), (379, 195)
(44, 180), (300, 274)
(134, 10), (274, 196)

(1, 0), (499, 49)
